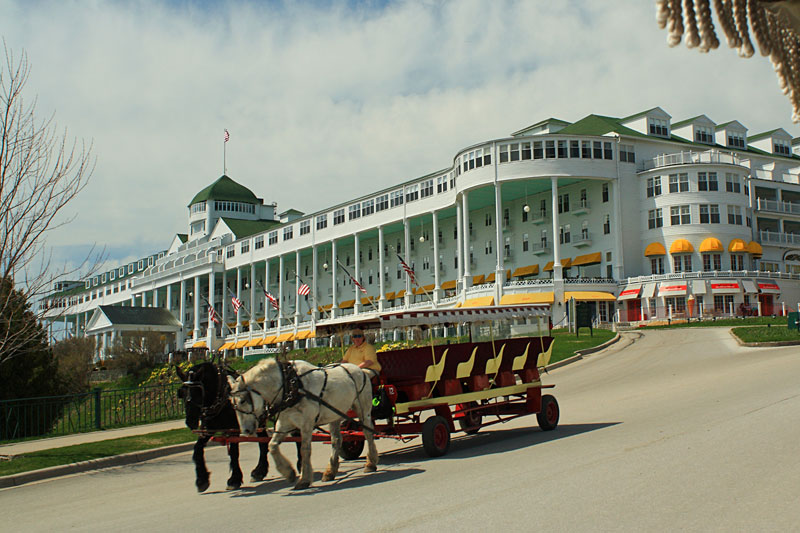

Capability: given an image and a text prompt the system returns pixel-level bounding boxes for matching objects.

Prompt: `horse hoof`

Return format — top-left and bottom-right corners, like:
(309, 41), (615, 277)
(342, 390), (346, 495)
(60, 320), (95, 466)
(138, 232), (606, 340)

(226, 483), (241, 491)
(292, 480), (311, 490)
(286, 470), (298, 483)
(364, 463), (377, 473)
(196, 480), (210, 493)
(250, 475), (265, 483)
(322, 472), (335, 482)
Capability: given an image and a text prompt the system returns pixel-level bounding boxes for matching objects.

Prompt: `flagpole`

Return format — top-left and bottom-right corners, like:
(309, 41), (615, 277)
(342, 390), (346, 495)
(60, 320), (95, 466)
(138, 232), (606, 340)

(292, 271), (331, 321)
(201, 295), (234, 336)
(396, 252), (436, 308)
(255, 281), (294, 326)
(336, 259), (380, 313)
(223, 129), (229, 175)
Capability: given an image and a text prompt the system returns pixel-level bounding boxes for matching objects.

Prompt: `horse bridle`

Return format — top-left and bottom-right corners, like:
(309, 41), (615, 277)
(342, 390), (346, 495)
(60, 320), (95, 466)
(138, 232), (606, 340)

(230, 361), (303, 420)
(182, 365), (235, 421)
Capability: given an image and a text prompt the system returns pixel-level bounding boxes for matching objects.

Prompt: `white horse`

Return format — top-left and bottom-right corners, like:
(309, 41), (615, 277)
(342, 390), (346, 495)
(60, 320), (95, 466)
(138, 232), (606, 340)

(227, 359), (378, 490)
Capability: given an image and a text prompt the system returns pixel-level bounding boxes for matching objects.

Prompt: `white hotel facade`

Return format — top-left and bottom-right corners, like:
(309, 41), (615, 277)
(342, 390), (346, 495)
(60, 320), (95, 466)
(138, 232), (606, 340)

(41, 107), (800, 356)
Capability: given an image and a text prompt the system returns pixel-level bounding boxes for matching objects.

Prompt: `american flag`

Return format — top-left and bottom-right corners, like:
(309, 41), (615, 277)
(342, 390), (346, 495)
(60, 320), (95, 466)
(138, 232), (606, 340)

(353, 278), (367, 294)
(265, 291), (279, 311)
(224, 129), (230, 142)
(231, 295), (242, 314)
(397, 254), (417, 285)
(208, 306), (220, 325)
(297, 283), (310, 296)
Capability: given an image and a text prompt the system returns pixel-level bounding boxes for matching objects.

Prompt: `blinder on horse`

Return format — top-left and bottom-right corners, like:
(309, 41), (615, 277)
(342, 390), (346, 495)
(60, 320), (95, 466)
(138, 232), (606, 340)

(180, 364), (237, 423)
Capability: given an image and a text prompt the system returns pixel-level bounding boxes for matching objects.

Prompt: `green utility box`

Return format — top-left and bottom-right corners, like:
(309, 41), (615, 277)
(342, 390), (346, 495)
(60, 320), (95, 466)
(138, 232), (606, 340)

(788, 312), (800, 331)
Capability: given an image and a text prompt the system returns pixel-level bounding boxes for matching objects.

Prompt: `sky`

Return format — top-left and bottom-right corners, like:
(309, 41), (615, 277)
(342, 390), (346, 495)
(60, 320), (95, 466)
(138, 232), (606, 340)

(1, 0), (796, 277)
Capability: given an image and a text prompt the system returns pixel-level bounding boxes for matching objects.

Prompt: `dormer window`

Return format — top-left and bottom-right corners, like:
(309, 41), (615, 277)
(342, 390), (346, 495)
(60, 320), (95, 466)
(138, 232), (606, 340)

(727, 131), (745, 148)
(695, 126), (714, 144)
(773, 139), (791, 156)
(648, 118), (669, 137)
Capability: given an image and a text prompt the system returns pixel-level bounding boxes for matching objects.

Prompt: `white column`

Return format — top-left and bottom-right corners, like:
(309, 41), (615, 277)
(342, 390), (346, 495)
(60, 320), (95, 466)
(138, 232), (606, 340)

(142, 290), (148, 307)
(278, 255), (285, 329)
(250, 262), (257, 334)
(611, 178), (624, 280)
(331, 240), (338, 319)
(207, 271), (215, 337)
(378, 227), (386, 311)
(193, 276), (201, 340)
(178, 279), (186, 349)
(264, 261), (271, 327)
(494, 181), (504, 299)
(432, 212), (440, 303)
(551, 177), (562, 281)
(403, 218), (411, 307)
(153, 287), (159, 308)
(354, 234), (361, 314)
(461, 192), (471, 281)
(236, 267), (242, 334)
(221, 270), (228, 336)
(312, 246), (318, 323)
(166, 284), (172, 312)
(294, 251), (301, 329)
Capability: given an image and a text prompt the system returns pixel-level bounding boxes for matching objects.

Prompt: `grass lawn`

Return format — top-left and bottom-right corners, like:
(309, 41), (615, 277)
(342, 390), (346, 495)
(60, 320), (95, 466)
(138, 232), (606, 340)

(0, 428), (195, 477)
(640, 316), (786, 329)
(550, 328), (616, 364)
(730, 325), (800, 343)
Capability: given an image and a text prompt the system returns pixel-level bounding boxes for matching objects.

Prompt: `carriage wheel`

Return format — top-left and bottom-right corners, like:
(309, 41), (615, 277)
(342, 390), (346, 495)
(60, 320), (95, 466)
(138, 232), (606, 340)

(422, 415), (450, 457)
(338, 420), (365, 460)
(457, 402), (482, 435)
(536, 394), (559, 431)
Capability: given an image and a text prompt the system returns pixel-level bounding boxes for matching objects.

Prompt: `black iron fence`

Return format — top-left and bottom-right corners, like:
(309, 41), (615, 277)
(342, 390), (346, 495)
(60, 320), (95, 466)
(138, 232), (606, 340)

(0, 384), (184, 443)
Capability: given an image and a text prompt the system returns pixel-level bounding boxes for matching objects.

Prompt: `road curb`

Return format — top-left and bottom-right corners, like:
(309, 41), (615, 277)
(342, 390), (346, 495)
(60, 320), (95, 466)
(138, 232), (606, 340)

(544, 333), (622, 371)
(0, 441), (195, 489)
(729, 328), (800, 347)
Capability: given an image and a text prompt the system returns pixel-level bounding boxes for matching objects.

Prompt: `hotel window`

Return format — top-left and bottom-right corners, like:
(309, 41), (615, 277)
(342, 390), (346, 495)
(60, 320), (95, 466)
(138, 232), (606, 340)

(268, 231), (278, 245)
(316, 214), (328, 230)
(485, 213), (493, 226)
(137, 260), (144, 270)
(521, 142), (532, 160)
(703, 253), (722, 271)
(670, 205), (691, 225)
(650, 256), (664, 274)
(485, 240), (493, 255)
(558, 193), (570, 213)
(648, 209), (663, 229)
(773, 139), (791, 155)
(727, 131), (745, 148)
(727, 205), (743, 225)
(283, 226), (293, 240)
(503, 208), (510, 227)
(581, 221), (589, 240)
(697, 172), (718, 191)
(759, 261), (779, 272)
(579, 189), (587, 208)
(450, 171), (456, 188)
(226, 245), (235, 258)
(241, 241), (250, 254)
(421, 180), (434, 198)
(695, 126), (714, 144)
(333, 209), (345, 225)
(101, 273), (107, 283)
(545, 140), (555, 158)
(699, 204), (720, 223)
(359, 199), (373, 216)
(730, 254), (745, 270)
(509, 143), (520, 162)
(348, 203), (361, 220)
(581, 140), (591, 158)
(118, 267), (124, 277)
(522, 233), (529, 252)
(559, 224), (571, 244)
(390, 190), (404, 207)
(540, 199), (547, 217)
(255, 235), (264, 249)
(646, 176), (662, 197)
(648, 117), (669, 136)
(376, 194), (389, 211)
(437, 176), (448, 193)
(110, 271), (115, 281)
(619, 144), (635, 163)
(541, 230), (548, 248)
(482, 147), (491, 165)
(190, 201), (206, 214)
(557, 140), (568, 158)
(570, 140), (580, 158)
(602, 183), (609, 202)
(128, 264), (134, 274)
(499, 144), (509, 163)
(603, 142), (613, 160)
(603, 214), (611, 234)
(300, 220), (311, 235)
(669, 173), (689, 193)
(672, 254), (692, 272)
(533, 141), (543, 159)
(725, 173), (741, 193)
(593, 141), (603, 159)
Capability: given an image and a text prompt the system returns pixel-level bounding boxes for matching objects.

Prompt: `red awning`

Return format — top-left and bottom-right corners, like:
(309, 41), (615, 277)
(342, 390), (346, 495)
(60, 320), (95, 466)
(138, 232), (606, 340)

(617, 285), (641, 301)
(758, 282), (780, 294)
(658, 283), (687, 297)
(710, 282), (741, 294)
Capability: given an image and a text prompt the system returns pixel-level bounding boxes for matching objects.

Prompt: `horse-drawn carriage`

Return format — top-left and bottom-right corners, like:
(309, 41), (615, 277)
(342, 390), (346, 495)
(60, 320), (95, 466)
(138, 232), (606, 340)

(179, 304), (559, 490)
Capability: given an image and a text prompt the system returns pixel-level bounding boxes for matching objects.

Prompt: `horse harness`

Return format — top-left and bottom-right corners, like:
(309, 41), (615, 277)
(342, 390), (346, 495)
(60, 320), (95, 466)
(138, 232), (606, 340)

(183, 364), (234, 421)
(235, 360), (374, 433)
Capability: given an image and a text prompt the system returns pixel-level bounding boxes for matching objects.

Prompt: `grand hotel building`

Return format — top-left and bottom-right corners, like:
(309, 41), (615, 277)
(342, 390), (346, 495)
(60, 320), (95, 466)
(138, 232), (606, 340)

(41, 107), (800, 356)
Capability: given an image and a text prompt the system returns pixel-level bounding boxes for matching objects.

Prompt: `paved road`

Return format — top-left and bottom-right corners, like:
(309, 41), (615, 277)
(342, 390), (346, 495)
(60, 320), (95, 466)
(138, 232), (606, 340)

(3, 328), (799, 532)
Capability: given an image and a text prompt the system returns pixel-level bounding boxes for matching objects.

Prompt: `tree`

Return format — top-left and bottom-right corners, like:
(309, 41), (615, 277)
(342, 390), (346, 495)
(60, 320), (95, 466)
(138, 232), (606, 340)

(0, 39), (97, 368)
(107, 331), (168, 380)
(51, 336), (94, 393)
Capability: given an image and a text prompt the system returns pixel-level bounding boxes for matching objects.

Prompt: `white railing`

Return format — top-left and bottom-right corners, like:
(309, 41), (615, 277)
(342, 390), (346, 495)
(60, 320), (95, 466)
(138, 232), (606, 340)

(756, 198), (800, 215)
(505, 279), (553, 287)
(639, 149), (744, 172)
(622, 269), (800, 285)
(759, 230), (800, 245)
(752, 169), (800, 184)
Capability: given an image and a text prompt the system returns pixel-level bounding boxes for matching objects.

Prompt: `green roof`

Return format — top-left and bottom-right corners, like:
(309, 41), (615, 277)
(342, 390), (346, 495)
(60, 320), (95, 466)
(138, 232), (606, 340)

(511, 118), (570, 136)
(747, 129), (782, 142)
(555, 114), (646, 138)
(189, 175), (258, 207)
(177, 234), (188, 243)
(220, 217), (280, 239)
(671, 115), (707, 128)
(98, 306), (182, 327)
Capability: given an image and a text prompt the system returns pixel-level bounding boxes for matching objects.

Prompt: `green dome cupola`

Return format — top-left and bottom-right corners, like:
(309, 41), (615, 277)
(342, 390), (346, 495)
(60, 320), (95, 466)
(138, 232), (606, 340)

(188, 175), (258, 207)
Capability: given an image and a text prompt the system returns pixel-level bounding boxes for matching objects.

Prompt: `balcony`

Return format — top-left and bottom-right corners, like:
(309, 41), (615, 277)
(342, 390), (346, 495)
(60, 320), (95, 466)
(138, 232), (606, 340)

(530, 242), (551, 255)
(756, 198), (800, 216)
(572, 199), (590, 215)
(759, 230), (800, 245)
(573, 233), (592, 248)
(639, 149), (745, 172)
(530, 210), (548, 225)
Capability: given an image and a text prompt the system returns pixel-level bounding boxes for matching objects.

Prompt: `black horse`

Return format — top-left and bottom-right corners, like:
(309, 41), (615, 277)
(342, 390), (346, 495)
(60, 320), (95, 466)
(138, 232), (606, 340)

(176, 362), (270, 492)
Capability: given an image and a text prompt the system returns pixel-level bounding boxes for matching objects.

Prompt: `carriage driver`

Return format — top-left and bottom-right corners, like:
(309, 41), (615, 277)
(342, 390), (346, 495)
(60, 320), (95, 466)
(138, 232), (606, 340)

(341, 328), (381, 380)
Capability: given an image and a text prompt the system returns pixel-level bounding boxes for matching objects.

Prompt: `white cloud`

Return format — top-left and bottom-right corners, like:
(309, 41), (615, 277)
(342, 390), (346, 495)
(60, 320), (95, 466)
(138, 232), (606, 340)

(1, 0), (793, 275)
